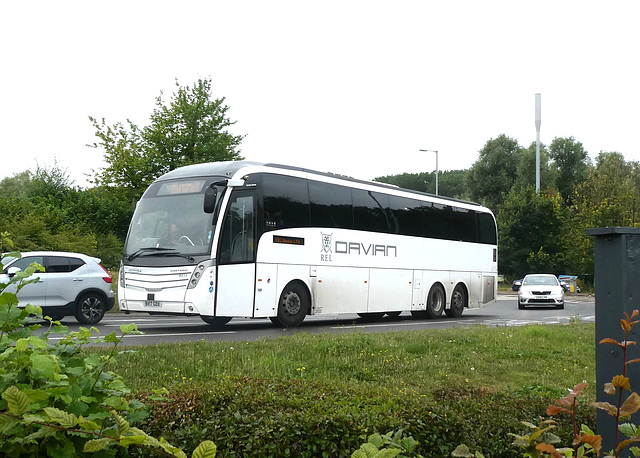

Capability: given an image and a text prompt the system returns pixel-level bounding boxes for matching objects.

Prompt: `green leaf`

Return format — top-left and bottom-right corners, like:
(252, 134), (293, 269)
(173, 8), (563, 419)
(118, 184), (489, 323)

(84, 437), (112, 453)
(23, 425), (58, 442)
(83, 353), (102, 367)
(158, 436), (188, 457)
(44, 407), (78, 428)
(15, 338), (28, 352)
(192, 440), (217, 458)
(26, 335), (49, 349)
(103, 332), (119, 343)
(78, 417), (102, 431)
(620, 423), (639, 437)
(30, 353), (59, 380)
(120, 323), (139, 334)
(112, 411), (130, 435)
(367, 433), (384, 448)
(0, 414), (21, 432)
(120, 435), (147, 446)
(373, 450), (400, 458)
(2, 385), (30, 415)
(353, 443), (379, 457)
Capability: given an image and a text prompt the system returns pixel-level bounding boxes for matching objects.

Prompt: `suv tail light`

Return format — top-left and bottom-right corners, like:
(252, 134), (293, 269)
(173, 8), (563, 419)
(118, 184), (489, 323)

(99, 264), (113, 283)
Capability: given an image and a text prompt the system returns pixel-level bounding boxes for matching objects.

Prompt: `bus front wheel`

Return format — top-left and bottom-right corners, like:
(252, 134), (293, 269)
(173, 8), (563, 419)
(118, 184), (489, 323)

(276, 282), (309, 328)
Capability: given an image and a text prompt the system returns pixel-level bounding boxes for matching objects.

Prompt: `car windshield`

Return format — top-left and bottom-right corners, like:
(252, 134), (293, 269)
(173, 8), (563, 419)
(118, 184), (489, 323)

(523, 276), (558, 286)
(124, 179), (216, 258)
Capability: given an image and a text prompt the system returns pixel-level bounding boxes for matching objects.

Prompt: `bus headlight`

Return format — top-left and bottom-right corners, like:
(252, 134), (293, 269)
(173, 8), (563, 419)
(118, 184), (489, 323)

(119, 262), (125, 288)
(188, 260), (215, 289)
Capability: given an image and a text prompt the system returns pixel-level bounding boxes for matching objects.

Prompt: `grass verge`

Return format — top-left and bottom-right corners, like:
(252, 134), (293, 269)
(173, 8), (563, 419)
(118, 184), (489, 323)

(105, 322), (596, 457)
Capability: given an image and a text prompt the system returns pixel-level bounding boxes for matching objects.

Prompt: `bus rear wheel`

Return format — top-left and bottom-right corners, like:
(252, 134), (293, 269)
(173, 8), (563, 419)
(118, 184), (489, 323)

(446, 284), (466, 318)
(426, 284), (445, 318)
(201, 316), (232, 327)
(276, 282), (309, 328)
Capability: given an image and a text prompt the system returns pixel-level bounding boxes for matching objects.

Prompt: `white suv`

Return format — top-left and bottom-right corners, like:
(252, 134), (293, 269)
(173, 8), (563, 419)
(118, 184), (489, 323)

(1, 251), (115, 324)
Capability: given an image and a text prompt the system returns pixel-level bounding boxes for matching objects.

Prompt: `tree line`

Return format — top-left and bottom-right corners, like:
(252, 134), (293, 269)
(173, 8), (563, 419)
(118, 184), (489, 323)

(1, 77), (637, 281)
(377, 136), (640, 281)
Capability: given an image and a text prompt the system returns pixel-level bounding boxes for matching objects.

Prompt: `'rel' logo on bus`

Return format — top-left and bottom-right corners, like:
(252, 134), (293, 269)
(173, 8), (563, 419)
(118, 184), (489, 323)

(321, 233), (333, 262)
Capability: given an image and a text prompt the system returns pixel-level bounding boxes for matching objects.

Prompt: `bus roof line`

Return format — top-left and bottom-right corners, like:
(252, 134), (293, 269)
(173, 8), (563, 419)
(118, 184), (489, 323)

(157, 160), (485, 210)
(262, 162), (483, 209)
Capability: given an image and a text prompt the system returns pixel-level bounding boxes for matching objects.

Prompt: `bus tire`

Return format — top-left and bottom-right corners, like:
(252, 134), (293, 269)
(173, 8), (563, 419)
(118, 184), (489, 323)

(276, 282), (309, 328)
(201, 316), (232, 327)
(446, 284), (467, 318)
(426, 284), (445, 318)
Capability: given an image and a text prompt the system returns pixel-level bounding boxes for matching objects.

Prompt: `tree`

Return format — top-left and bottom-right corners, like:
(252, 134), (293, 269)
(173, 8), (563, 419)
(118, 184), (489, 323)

(512, 141), (556, 193)
(497, 186), (567, 278)
(0, 166), (127, 268)
(375, 170), (468, 198)
(565, 152), (640, 276)
(91, 77), (245, 199)
(466, 134), (523, 214)
(548, 136), (591, 204)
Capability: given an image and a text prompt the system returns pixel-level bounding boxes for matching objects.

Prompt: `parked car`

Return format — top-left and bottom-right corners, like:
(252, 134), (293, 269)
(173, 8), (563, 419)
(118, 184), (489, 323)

(512, 279), (523, 291)
(559, 279), (581, 293)
(518, 273), (564, 310)
(0, 251), (115, 324)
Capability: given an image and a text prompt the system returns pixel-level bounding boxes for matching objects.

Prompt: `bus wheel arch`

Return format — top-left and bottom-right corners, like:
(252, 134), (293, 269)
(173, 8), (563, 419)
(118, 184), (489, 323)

(446, 282), (468, 318)
(426, 282), (446, 318)
(276, 280), (310, 328)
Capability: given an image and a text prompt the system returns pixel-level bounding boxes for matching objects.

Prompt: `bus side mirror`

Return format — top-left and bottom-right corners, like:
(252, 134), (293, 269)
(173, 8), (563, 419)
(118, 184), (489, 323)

(204, 186), (218, 214)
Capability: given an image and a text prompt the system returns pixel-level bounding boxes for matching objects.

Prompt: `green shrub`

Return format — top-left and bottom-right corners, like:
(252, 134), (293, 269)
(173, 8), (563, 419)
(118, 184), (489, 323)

(0, 234), (215, 457)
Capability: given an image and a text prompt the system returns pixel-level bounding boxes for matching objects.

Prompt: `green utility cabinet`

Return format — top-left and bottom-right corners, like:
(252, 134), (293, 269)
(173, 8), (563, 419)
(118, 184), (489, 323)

(587, 227), (640, 456)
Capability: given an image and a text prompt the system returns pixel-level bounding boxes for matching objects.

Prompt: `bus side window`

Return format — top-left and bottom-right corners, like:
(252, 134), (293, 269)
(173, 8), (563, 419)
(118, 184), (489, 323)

(262, 174), (310, 231)
(353, 189), (390, 233)
(309, 180), (353, 229)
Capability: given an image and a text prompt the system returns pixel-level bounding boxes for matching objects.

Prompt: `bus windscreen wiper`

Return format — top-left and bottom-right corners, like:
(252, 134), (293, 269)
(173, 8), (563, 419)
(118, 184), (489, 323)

(126, 247), (194, 262)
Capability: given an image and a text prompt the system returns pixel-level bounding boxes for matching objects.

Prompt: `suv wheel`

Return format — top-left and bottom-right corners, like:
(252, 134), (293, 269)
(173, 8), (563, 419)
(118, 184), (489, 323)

(75, 292), (106, 324)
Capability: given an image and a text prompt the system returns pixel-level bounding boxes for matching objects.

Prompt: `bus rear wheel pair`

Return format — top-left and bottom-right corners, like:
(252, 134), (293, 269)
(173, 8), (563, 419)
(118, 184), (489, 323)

(410, 284), (467, 319)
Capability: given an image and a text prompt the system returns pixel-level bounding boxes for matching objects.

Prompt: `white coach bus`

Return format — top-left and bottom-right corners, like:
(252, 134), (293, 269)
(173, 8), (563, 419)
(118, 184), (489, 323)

(118, 161), (497, 327)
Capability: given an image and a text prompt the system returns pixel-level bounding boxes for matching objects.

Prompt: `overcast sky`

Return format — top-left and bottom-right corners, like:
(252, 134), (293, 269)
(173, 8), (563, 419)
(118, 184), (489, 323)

(1, 1), (638, 187)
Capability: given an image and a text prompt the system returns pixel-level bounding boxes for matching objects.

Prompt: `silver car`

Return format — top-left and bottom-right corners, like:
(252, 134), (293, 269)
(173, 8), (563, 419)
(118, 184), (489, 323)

(518, 274), (564, 310)
(1, 251), (115, 324)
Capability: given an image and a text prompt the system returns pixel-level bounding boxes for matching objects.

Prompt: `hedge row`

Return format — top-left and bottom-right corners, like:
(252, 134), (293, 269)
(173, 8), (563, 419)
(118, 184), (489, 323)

(135, 377), (596, 457)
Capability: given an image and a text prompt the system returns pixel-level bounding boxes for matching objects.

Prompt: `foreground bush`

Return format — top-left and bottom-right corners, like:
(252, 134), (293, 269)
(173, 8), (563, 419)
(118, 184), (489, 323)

(137, 378), (594, 457)
(0, 235), (215, 457)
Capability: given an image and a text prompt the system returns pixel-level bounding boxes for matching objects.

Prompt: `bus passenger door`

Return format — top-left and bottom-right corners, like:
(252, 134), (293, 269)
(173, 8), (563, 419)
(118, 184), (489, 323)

(216, 191), (256, 318)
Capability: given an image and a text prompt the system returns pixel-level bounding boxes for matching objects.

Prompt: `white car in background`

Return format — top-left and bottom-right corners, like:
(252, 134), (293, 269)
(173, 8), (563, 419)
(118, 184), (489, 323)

(1, 251), (115, 324)
(517, 273), (565, 310)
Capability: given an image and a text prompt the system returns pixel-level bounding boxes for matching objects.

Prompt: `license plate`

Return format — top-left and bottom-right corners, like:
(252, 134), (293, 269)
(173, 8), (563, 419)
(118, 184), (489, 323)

(535, 296), (548, 300)
(144, 301), (161, 308)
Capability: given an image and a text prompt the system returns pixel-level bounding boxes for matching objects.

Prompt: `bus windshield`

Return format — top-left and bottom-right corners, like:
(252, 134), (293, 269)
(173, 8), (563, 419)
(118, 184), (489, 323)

(123, 179), (216, 259)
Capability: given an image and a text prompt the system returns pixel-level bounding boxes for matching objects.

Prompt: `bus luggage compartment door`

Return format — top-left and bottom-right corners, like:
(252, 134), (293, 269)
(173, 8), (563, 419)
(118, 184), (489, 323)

(368, 269), (413, 313)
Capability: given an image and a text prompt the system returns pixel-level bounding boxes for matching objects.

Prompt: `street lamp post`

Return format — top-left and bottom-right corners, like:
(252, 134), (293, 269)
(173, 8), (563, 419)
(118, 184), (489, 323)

(419, 149), (438, 195)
